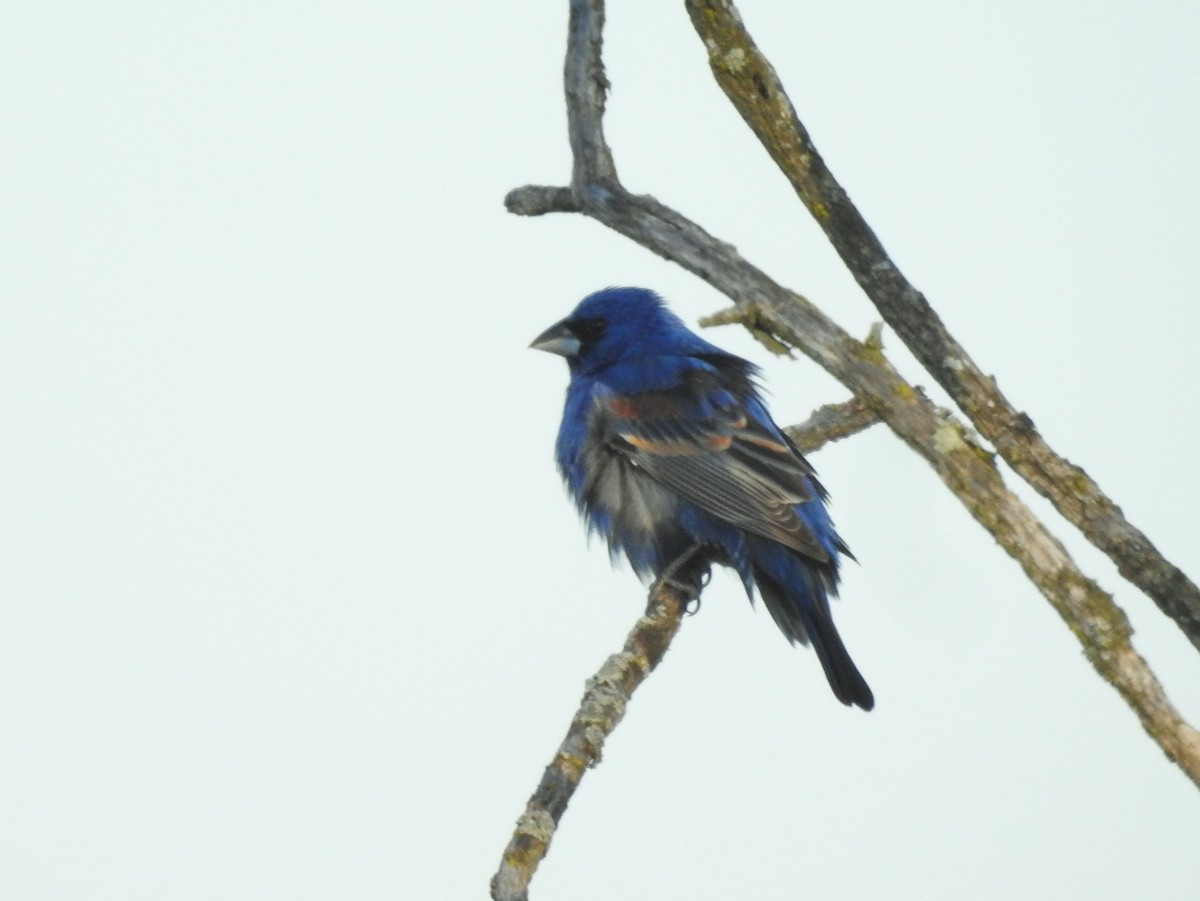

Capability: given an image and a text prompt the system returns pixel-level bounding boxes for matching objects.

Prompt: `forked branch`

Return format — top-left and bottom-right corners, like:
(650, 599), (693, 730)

(495, 1), (1200, 896)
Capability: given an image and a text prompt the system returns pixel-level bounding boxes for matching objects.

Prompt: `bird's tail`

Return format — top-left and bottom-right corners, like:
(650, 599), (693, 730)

(755, 564), (874, 711)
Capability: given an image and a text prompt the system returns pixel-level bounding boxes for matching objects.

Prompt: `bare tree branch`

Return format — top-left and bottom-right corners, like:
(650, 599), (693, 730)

(684, 0), (1200, 652)
(784, 395), (881, 454)
(490, 564), (701, 901)
(496, 0), (1200, 894)
(565, 0), (617, 189)
(509, 0), (1200, 780)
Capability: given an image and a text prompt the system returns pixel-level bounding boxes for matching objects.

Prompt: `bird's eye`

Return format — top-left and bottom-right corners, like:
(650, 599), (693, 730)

(571, 317), (608, 344)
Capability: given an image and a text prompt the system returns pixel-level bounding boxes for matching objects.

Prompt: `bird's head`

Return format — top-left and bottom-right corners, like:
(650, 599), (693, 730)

(530, 287), (698, 374)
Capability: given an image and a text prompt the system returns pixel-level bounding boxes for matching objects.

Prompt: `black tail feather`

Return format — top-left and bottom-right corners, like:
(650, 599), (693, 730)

(806, 614), (874, 711)
(757, 571), (874, 711)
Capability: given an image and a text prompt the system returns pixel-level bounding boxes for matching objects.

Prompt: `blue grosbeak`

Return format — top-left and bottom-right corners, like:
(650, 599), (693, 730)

(531, 287), (872, 710)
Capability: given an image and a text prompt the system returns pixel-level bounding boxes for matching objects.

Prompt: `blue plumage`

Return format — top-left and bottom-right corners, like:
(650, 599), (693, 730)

(531, 287), (873, 710)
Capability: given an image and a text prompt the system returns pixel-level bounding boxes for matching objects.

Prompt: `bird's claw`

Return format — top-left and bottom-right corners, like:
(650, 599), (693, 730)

(655, 573), (705, 608)
(655, 546), (712, 610)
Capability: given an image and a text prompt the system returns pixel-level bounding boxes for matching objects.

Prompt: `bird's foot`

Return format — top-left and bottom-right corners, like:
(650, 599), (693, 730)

(654, 545), (712, 610)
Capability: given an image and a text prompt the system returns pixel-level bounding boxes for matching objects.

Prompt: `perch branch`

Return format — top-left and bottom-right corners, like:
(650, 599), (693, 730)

(685, 0), (1200, 652)
(490, 566), (700, 901)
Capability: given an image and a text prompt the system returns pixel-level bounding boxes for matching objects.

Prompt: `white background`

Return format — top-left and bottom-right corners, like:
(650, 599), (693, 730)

(4, 2), (1199, 898)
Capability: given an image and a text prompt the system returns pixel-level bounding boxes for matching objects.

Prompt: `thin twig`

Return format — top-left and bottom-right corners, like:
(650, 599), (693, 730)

(785, 396), (881, 454)
(685, 0), (1200, 652)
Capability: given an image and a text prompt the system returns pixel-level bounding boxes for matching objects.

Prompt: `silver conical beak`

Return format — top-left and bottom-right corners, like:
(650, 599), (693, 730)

(529, 319), (581, 358)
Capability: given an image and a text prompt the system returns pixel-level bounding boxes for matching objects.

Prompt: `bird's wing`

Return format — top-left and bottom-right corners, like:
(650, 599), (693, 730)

(595, 364), (831, 562)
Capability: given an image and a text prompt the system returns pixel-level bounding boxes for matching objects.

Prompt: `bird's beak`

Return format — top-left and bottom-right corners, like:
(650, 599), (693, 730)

(529, 319), (581, 358)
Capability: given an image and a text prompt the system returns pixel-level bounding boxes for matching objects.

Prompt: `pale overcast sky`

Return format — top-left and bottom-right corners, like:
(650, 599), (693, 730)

(3, 2), (1199, 899)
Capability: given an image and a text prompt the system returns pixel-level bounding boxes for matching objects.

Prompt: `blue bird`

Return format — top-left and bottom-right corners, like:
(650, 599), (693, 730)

(531, 287), (873, 710)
